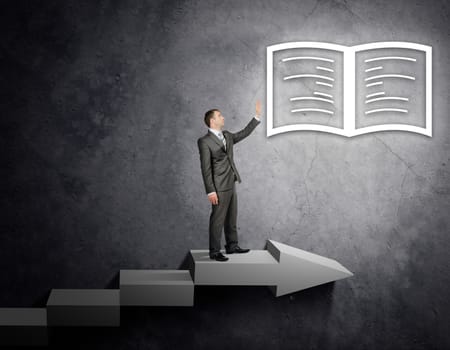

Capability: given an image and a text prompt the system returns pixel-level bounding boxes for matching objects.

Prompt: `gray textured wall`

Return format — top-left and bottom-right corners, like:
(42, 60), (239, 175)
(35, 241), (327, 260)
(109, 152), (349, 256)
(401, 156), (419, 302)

(1, 0), (449, 348)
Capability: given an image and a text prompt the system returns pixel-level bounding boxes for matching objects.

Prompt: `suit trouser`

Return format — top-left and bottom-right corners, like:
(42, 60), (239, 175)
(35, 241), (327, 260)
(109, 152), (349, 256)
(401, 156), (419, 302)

(209, 183), (238, 255)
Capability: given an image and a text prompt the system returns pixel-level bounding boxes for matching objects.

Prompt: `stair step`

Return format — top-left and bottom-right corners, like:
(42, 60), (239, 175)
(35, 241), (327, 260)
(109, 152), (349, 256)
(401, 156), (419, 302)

(120, 270), (194, 306)
(190, 250), (279, 285)
(0, 308), (48, 346)
(46, 289), (120, 326)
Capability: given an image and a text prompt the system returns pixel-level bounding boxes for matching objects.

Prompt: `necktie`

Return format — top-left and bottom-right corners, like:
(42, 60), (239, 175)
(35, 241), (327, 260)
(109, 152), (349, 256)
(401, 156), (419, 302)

(218, 132), (226, 150)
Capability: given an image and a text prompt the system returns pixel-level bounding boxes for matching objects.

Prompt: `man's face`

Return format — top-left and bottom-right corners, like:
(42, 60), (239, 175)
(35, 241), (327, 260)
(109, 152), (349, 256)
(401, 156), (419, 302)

(211, 110), (225, 129)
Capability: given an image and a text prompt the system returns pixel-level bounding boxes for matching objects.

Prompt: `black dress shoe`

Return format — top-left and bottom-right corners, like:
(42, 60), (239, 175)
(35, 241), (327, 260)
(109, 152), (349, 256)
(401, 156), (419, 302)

(210, 252), (229, 261)
(225, 246), (250, 254)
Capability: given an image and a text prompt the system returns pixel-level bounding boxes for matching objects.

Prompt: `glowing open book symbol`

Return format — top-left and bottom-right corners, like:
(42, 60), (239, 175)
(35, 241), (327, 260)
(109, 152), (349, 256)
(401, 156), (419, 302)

(267, 42), (432, 137)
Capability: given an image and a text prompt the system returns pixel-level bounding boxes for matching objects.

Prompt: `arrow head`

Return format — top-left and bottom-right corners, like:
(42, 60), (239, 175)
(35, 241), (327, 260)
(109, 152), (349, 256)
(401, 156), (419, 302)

(266, 240), (354, 297)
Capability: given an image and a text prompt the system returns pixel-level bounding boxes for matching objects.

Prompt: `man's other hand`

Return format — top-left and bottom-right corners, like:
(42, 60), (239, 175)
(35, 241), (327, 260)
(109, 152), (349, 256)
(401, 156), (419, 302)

(208, 192), (219, 205)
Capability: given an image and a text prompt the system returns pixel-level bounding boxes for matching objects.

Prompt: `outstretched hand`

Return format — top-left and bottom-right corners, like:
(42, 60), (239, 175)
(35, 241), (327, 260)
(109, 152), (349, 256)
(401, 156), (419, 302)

(255, 100), (262, 117)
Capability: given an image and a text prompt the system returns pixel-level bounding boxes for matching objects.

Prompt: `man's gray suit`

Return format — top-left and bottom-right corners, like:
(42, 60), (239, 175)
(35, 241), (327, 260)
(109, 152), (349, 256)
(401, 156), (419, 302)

(197, 117), (260, 255)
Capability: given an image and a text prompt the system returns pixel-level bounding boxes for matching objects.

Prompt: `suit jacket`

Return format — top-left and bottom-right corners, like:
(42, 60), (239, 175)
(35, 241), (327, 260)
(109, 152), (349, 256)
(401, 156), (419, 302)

(197, 117), (260, 194)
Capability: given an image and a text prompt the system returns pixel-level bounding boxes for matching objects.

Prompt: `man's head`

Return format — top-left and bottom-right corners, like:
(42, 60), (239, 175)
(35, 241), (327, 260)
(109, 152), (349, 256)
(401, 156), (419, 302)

(204, 109), (225, 130)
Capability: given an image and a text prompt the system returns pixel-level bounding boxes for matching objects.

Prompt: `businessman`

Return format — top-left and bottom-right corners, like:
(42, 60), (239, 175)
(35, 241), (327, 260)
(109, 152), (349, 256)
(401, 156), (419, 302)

(198, 101), (261, 261)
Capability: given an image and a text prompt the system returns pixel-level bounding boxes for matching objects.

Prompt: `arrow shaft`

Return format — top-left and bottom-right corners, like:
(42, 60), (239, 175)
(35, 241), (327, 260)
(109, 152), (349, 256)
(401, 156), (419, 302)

(192, 250), (279, 286)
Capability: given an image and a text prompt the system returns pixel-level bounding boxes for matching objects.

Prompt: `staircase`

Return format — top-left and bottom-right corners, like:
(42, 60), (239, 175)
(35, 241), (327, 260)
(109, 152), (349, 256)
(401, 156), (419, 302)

(0, 239), (353, 346)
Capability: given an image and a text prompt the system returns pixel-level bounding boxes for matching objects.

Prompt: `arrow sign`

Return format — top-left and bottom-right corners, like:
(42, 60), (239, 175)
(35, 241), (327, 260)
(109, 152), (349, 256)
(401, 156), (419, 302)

(1, 239), (354, 345)
(190, 239), (353, 297)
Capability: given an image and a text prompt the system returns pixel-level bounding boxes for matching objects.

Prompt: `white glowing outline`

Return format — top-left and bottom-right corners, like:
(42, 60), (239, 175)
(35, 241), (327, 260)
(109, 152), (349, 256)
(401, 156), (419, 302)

(365, 66), (383, 72)
(365, 74), (415, 81)
(364, 56), (417, 62)
(365, 108), (408, 115)
(284, 74), (334, 82)
(366, 81), (383, 87)
(291, 108), (334, 115)
(316, 66), (334, 72)
(314, 91), (333, 98)
(366, 92), (385, 98)
(290, 96), (334, 104)
(365, 97), (409, 104)
(267, 41), (432, 138)
(316, 81), (333, 88)
(282, 56), (334, 63)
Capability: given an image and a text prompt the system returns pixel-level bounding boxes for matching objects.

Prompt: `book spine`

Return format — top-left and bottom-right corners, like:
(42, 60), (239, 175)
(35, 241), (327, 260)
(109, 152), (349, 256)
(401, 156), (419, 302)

(343, 48), (356, 136)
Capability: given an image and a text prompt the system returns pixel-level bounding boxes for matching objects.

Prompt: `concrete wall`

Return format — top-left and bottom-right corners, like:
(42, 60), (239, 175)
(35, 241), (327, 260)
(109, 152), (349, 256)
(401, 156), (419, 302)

(1, 0), (449, 348)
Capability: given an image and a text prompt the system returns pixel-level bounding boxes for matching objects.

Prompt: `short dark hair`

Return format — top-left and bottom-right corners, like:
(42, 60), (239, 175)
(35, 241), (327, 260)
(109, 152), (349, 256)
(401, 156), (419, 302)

(204, 109), (219, 127)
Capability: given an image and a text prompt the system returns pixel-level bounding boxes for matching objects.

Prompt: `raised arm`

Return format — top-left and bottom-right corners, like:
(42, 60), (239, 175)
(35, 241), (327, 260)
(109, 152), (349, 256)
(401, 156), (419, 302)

(230, 100), (263, 144)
